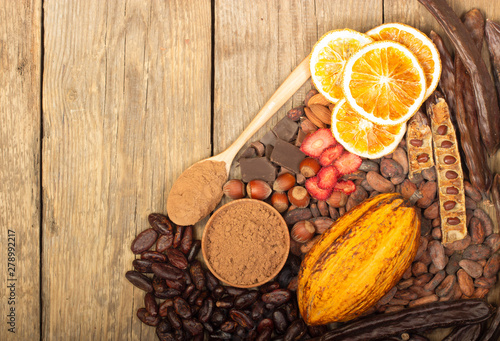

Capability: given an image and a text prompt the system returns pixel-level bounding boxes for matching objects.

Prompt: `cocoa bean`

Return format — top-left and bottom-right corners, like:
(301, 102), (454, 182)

(401, 180), (417, 200)
(361, 179), (374, 192)
(317, 200), (329, 217)
(380, 159), (404, 178)
(272, 309), (288, 334)
(284, 208), (312, 225)
(410, 172), (425, 185)
(198, 297), (214, 323)
(398, 278), (414, 290)
(329, 206), (339, 220)
(466, 209), (474, 227)
(428, 240), (447, 270)
(395, 288), (418, 301)
(287, 277), (298, 291)
(388, 298), (410, 306)
(174, 297), (191, 319)
(408, 294), (438, 308)
(414, 237), (429, 261)
(155, 289), (181, 299)
(137, 308), (160, 326)
(366, 171), (395, 193)
(423, 270), (446, 292)
(284, 319), (307, 341)
(173, 225), (184, 249)
(474, 208), (494, 236)
(465, 196), (477, 210)
(125, 271), (153, 292)
(182, 319), (203, 336)
(260, 281), (280, 294)
(351, 186), (368, 202)
(419, 251), (433, 266)
(391, 174), (406, 185)
(151, 263), (183, 281)
(423, 202), (440, 220)
(436, 275), (456, 297)
(384, 305), (405, 314)
(234, 291), (259, 310)
(165, 278), (185, 291)
(310, 203), (320, 218)
(414, 273), (433, 286)
(368, 191), (380, 199)
(429, 263), (440, 274)
(345, 196), (357, 212)
(220, 321), (238, 333)
(457, 269), (474, 296)
(187, 240), (201, 263)
(359, 160), (379, 173)
(485, 233), (500, 253)
(189, 261), (205, 290)
(166, 307), (182, 330)
(463, 244), (491, 261)
(141, 251), (167, 263)
(156, 233), (174, 252)
(230, 309), (254, 329)
(416, 181), (437, 208)
(459, 259), (483, 278)
(445, 235), (471, 251)
(432, 218), (441, 228)
(133, 259), (153, 273)
(166, 248), (188, 270)
(472, 287), (489, 299)
(148, 213), (175, 235)
(287, 106), (304, 122)
(474, 276), (497, 288)
(410, 286), (433, 298)
(412, 262), (428, 277)
(179, 225), (193, 254)
(468, 217), (485, 245)
(483, 253), (500, 278)
(311, 217), (334, 234)
(342, 170), (366, 181)
(464, 181), (482, 202)
(261, 289), (291, 306)
(131, 228), (158, 254)
(300, 236), (320, 254)
(145, 292), (159, 316)
(431, 227), (442, 240)
(392, 147), (409, 174)
(421, 167), (437, 181)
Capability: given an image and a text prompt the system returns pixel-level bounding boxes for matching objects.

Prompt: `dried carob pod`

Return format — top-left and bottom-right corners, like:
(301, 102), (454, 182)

(452, 9), (492, 196)
(430, 31), (455, 119)
(406, 110), (435, 182)
(418, 0), (500, 155)
(426, 94), (466, 245)
(491, 174), (500, 225)
(485, 19), (500, 109)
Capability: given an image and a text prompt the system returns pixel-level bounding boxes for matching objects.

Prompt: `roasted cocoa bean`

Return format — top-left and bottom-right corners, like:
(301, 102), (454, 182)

(485, 233), (500, 253)
(423, 270), (446, 292)
(457, 260), (483, 284)
(210, 308), (226, 327)
(187, 240), (201, 263)
(465, 196), (477, 210)
(133, 259), (154, 273)
(182, 318), (203, 336)
(483, 254), (500, 278)
(145, 292), (159, 316)
(401, 180), (418, 200)
(131, 228), (158, 254)
(220, 321), (238, 333)
(125, 271), (153, 292)
(423, 201), (440, 220)
(209, 331), (232, 340)
(159, 299), (174, 317)
(166, 307), (182, 330)
(310, 203), (320, 217)
(422, 167), (437, 181)
(155, 289), (181, 299)
(416, 181), (437, 208)
(469, 217), (485, 244)
(260, 281), (280, 294)
(311, 217), (334, 234)
(429, 240), (447, 270)
(188, 289), (201, 306)
(457, 269), (474, 296)
(190, 261), (205, 290)
(284, 208), (313, 225)
(198, 296), (214, 323)
(463, 244), (491, 261)
(179, 225), (193, 254)
(474, 208), (494, 236)
(216, 296), (234, 309)
(475, 276), (497, 288)
(212, 285), (225, 300)
(317, 200), (329, 217)
(414, 273), (433, 287)
(408, 294), (439, 308)
(149, 213), (175, 235)
(230, 309), (254, 329)
(234, 291), (259, 310)
(141, 251), (167, 263)
(273, 309), (289, 334)
(256, 328), (273, 341)
(182, 283), (195, 300)
(395, 290), (418, 301)
(284, 319), (307, 341)
(166, 248), (188, 270)
(398, 278), (414, 290)
(284, 302), (299, 322)
(173, 297), (191, 319)
(380, 159), (404, 178)
(156, 318), (173, 334)
(412, 262), (428, 277)
(137, 308), (160, 326)
(153, 276), (169, 294)
(464, 181), (482, 202)
(366, 171), (395, 193)
(431, 227), (442, 240)
(377, 286), (398, 306)
(261, 289), (292, 306)
(436, 275), (456, 297)
(287, 106), (304, 121)
(251, 300), (266, 321)
(156, 233), (174, 252)
(151, 263), (183, 281)
(445, 235), (471, 251)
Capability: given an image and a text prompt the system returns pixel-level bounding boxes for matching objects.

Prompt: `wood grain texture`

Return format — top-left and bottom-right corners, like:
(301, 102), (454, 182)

(0, 1), (41, 340)
(385, 1), (500, 340)
(42, 0), (210, 339)
(213, 0), (383, 178)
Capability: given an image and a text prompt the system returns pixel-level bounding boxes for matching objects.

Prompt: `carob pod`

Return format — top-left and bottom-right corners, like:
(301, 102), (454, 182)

(418, 0), (500, 155)
(427, 94), (467, 245)
(485, 20), (500, 110)
(442, 323), (483, 341)
(406, 110), (435, 182)
(430, 31), (455, 118)
(491, 174), (500, 225)
(453, 10), (492, 196)
(478, 306), (500, 341)
(312, 299), (493, 341)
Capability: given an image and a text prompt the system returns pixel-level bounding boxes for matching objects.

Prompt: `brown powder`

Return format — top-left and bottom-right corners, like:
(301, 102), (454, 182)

(205, 200), (288, 286)
(167, 160), (227, 226)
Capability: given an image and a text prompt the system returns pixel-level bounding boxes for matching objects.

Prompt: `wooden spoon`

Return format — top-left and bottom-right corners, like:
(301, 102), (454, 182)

(167, 55), (311, 226)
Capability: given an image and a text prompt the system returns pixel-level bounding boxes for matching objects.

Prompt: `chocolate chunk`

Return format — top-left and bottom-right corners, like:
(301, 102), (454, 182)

(265, 144), (274, 158)
(260, 131), (277, 147)
(273, 116), (299, 142)
(240, 157), (277, 182)
(270, 139), (306, 174)
(237, 146), (256, 161)
(295, 128), (307, 147)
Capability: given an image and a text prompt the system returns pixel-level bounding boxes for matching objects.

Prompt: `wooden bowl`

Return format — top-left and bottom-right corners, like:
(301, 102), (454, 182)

(201, 198), (290, 288)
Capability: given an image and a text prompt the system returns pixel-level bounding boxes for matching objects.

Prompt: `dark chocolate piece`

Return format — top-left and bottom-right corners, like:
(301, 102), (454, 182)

(238, 146), (256, 162)
(273, 116), (299, 142)
(260, 131), (277, 147)
(239, 157), (277, 182)
(295, 128), (307, 147)
(265, 144), (274, 158)
(270, 139), (306, 174)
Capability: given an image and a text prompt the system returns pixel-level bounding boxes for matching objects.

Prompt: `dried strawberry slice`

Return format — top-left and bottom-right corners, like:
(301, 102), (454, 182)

(305, 176), (333, 201)
(300, 128), (337, 158)
(333, 180), (356, 195)
(317, 166), (340, 190)
(319, 144), (344, 166)
(333, 152), (362, 175)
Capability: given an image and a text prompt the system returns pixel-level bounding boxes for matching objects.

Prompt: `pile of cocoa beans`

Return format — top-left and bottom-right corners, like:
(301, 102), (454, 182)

(126, 213), (327, 340)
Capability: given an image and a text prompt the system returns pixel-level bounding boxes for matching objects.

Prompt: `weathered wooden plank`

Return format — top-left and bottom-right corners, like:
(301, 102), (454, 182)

(42, 0), (211, 339)
(214, 0), (383, 179)
(0, 1), (41, 340)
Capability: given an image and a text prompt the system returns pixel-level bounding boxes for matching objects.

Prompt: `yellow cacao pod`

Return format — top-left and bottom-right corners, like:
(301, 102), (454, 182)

(298, 193), (420, 325)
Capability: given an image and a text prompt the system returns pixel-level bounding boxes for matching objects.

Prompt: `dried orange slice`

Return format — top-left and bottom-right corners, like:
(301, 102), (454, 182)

(310, 29), (373, 104)
(331, 99), (406, 159)
(367, 23), (441, 99)
(342, 41), (426, 125)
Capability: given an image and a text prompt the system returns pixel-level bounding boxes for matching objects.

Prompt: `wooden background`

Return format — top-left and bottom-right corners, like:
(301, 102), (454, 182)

(1, 0), (500, 340)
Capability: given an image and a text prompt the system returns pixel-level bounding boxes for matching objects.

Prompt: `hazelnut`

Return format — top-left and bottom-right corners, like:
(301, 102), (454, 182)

(246, 180), (272, 200)
(273, 173), (296, 192)
(300, 235), (320, 254)
(288, 186), (310, 208)
(271, 192), (289, 213)
(223, 179), (246, 199)
(300, 158), (321, 178)
(326, 191), (347, 208)
(291, 221), (315, 243)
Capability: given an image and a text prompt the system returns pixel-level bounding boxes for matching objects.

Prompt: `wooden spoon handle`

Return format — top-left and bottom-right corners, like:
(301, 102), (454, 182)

(218, 55), (311, 164)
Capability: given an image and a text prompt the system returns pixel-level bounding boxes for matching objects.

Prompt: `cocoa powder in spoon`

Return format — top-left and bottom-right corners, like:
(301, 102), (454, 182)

(167, 160), (227, 226)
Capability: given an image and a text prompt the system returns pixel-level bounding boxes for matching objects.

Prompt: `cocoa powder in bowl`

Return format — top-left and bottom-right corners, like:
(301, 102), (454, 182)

(202, 199), (289, 288)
